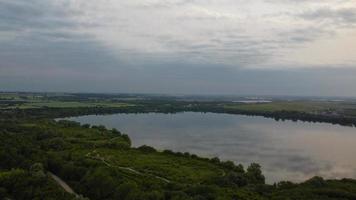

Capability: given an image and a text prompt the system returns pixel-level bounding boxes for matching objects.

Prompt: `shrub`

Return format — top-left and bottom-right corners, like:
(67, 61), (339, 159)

(137, 145), (157, 153)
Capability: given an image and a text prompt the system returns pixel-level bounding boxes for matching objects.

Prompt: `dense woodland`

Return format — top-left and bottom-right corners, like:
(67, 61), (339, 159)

(1, 93), (356, 199)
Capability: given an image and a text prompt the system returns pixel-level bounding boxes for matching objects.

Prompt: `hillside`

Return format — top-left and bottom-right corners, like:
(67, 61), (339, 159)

(1, 115), (356, 199)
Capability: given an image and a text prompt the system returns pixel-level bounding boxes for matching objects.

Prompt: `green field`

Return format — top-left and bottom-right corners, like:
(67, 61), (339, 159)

(1, 92), (356, 112)
(223, 101), (356, 117)
(0, 100), (135, 109)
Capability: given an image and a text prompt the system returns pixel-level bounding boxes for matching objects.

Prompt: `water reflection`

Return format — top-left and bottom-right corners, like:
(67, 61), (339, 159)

(66, 112), (356, 183)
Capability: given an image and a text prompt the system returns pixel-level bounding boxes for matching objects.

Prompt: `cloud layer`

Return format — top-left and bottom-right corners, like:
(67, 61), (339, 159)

(2, 0), (356, 68)
(1, 0), (356, 95)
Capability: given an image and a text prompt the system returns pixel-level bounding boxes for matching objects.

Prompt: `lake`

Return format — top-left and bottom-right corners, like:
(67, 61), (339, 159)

(65, 112), (356, 183)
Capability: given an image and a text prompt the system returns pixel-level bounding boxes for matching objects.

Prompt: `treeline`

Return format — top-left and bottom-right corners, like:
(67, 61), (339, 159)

(2, 100), (356, 127)
(219, 109), (356, 127)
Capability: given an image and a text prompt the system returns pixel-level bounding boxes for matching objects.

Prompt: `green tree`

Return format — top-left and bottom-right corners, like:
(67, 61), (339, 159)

(246, 163), (265, 184)
(30, 163), (46, 178)
(81, 167), (117, 199)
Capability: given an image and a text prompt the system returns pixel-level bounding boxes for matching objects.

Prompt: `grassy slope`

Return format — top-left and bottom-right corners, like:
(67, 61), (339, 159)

(47, 122), (225, 185)
(1, 119), (253, 199)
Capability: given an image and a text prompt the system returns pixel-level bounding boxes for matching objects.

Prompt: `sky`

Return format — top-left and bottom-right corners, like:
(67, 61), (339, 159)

(1, 0), (356, 96)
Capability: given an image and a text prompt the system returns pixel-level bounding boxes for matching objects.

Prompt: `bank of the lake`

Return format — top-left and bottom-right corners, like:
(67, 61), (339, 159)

(65, 112), (356, 183)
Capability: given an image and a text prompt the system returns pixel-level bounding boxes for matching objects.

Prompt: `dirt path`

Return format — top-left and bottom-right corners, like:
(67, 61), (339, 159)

(48, 172), (79, 198)
(86, 150), (171, 183)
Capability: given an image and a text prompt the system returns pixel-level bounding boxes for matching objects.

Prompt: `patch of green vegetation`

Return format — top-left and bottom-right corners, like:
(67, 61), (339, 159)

(0, 118), (261, 199)
(29, 101), (133, 108)
(1, 92), (356, 199)
(1, 101), (135, 109)
(1, 114), (356, 199)
(2, 92), (356, 119)
(223, 101), (335, 113)
(95, 148), (224, 183)
(0, 168), (76, 200)
(221, 101), (356, 120)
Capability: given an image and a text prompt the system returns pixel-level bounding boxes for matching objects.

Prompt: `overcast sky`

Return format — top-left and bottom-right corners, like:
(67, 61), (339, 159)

(1, 0), (356, 96)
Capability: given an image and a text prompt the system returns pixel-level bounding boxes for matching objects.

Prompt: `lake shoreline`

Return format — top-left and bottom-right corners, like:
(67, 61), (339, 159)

(64, 112), (356, 183)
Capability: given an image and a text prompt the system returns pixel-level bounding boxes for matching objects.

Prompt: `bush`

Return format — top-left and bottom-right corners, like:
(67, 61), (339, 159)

(95, 140), (130, 150)
(30, 163), (46, 178)
(212, 172), (247, 187)
(210, 157), (220, 164)
(57, 120), (80, 127)
(137, 145), (157, 153)
(92, 125), (106, 131)
(122, 134), (131, 146)
(304, 176), (326, 187)
(81, 124), (91, 128)
(81, 167), (119, 199)
(163, 150), (174, 155)
(42, 137), (67, 150)
(115, 181), (142, 200)
(111, 128), (121, 135)
(277, 181), (296, 189)
(221, 160), (235, 170)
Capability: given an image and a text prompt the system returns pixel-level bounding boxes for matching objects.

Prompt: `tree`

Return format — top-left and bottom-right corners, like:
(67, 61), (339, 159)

(210, 157), (220, 164)
(81, 168), (118, 199)
(122, 134), (131, 146)
(137, 145), (157, 153)
(246, 163), (265, 184)
(81, 124), (91, 128)
(30, 163), (46, 178)
(116, 181), (142, 200)
(221, 160), (235, 170)
(112, 128), (121, 135)
(304, 176), (325, 187)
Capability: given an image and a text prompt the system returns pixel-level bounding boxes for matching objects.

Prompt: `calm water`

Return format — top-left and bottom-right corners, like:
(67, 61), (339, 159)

(66, 112), (356, 183)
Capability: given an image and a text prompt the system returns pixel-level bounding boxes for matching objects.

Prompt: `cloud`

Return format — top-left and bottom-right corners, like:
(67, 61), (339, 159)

(0, 1), (72, 31)
(1, 0), (356, 69)
(1, 0), (356, 95)
(299, 7), (356, 25)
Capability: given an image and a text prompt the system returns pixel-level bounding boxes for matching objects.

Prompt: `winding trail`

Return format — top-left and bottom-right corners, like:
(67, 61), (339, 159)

(48, 172), (79, 198)
(85, 150), (171, 183)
